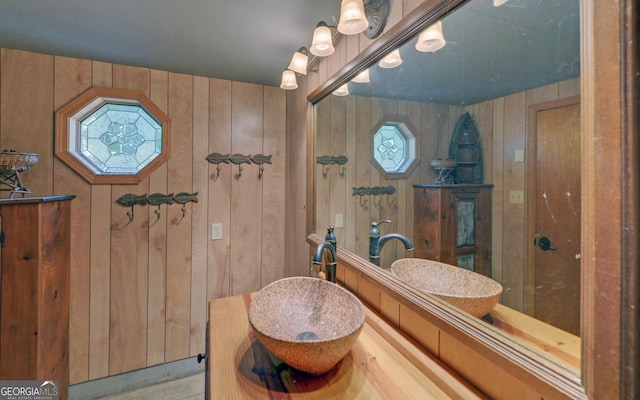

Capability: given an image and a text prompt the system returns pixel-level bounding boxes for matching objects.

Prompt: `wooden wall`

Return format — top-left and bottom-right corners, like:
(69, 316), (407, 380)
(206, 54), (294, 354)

(0, 48), (286, 383)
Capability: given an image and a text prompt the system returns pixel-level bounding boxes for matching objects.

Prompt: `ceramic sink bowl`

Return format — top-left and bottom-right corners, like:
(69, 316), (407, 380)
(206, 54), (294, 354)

(248, 276), (365, 375)
(390, 258), (503, 318)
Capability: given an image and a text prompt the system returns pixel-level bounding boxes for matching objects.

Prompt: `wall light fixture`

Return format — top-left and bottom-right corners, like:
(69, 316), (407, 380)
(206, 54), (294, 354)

(287, 47), (309, 75)
(415, 21), (446, 53)
(378, 49), (403, 69)
(280, 70), (298, 90)
(310, 21), (335, 57)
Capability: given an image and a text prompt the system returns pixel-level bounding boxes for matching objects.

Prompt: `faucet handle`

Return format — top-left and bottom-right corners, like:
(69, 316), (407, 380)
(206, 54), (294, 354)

(371, 219), (392, 228)
(370, 220), (392, 237)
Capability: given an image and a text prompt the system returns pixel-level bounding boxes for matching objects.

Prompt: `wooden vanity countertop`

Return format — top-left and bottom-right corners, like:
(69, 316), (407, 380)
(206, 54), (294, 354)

(207, 293), (484, 400)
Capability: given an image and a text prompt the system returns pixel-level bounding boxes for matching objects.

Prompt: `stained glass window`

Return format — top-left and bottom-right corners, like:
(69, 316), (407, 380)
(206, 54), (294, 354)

(371, 121), (418, 178)
(55, 87), (169, 184)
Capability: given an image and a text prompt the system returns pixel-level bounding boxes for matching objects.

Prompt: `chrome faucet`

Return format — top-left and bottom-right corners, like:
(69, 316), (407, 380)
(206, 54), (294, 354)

(312, 226), (337, 282)
(369, 220), (414, 267)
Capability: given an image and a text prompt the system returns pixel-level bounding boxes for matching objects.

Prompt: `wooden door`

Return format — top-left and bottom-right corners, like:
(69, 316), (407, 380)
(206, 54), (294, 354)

(530, 101), (581, 335)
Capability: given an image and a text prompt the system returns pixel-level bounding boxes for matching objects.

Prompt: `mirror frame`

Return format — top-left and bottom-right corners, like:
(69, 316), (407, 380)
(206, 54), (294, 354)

(304, 0), (639, 398)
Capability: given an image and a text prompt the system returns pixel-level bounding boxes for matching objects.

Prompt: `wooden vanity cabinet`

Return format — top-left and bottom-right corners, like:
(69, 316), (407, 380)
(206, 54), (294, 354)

(413, 184), (492, 277)
(0, 195), (74, 399)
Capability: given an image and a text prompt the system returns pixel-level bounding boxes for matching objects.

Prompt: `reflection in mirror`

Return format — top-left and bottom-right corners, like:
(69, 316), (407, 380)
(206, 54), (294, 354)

(314, 0), (580, 371)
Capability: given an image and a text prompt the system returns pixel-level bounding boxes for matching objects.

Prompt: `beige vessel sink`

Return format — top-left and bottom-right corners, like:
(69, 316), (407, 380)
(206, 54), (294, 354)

(248, 276), (365, 375)
(390, 258), (503, 318)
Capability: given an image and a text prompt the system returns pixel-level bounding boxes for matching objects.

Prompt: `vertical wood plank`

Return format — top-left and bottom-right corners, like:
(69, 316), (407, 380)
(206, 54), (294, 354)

(230, 82), (264, 294)
(190, 75), (209, 356)
(165, 72), (193, 362)
(208, 79), (232, 299)
(88, 60), (113, 380)
(0, 49), (53, 196)
(501, 92), (526, 311)
(109, 65), (151, 374)
(52, 55), (92, 384)
(261, 86), (286, 286)
(147, 69), (169, 366)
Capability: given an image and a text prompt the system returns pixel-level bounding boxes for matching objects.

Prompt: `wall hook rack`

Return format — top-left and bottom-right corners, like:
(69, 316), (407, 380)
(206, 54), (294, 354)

(352, 186), (396, 211)
(316, 155), (348, 177)
(116, 192), (198, 224)
(206, 152), (273, 179)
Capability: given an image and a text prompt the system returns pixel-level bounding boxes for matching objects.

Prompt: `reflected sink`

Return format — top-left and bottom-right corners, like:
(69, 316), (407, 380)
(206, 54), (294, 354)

(248, 276), (366, 375)
(390, 258), (503, 318)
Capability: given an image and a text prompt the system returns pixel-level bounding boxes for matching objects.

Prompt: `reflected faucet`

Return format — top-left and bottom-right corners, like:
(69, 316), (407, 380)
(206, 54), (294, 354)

(369, 220), (414, 267)
(312, 226), (337, 282)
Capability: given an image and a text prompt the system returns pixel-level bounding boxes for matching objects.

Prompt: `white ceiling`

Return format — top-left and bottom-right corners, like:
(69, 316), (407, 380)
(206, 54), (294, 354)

(0, 0), (341, 87)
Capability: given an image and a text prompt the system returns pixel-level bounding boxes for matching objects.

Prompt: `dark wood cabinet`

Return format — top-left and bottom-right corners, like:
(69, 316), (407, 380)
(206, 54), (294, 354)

(413, 185), (492, 277)
(0, 195), (74, 399)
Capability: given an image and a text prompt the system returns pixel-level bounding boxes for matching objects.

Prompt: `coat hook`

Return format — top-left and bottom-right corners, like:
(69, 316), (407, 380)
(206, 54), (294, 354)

(229, 154), (252, 179)
(116, 193), (148, 224)
(251, 154), (272, 179)
(374, 195), (383, 211)
(387, 195), (397, 210)
(323, 164), (330, 177)
(359, 196), (368, 209)
(206, 153), (231, 181)
(339, 165), (347, 177)
(126, 206), (135, 222)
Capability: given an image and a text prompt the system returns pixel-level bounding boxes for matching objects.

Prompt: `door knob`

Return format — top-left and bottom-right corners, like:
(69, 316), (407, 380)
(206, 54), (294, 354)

(534, 236), (557, 251)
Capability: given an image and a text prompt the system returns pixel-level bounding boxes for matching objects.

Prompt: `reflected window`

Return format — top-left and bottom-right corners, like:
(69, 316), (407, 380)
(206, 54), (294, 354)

(371, 119), (419, 179)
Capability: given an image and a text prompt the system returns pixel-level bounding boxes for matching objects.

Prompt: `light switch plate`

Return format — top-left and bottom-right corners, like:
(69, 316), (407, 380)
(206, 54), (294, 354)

(211, 223), (223, 240)
(335, 213), (344, 228)
(509, 190), (524, 204)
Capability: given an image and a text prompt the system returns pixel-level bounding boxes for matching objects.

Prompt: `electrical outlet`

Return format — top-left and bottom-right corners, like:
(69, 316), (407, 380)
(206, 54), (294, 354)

(335, 213), (344, 228)
(509, 190), (524, 204)
(211, 223), (223, 240)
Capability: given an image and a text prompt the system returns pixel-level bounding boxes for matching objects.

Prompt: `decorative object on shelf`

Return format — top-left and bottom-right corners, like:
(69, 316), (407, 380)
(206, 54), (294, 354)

(0, 150), (38, 198)
(430, 159), (457, 185)
(449, 112), (483, 184)
(352, 185), (396, 210)
(316, 155), (348, 177)
(116, 192), (198, 223)
(206, 152), (273, 179)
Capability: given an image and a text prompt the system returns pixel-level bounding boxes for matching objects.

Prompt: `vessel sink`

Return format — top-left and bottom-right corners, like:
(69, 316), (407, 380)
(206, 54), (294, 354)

(248, 276), (366, 375)
(390, 258), (503, 318)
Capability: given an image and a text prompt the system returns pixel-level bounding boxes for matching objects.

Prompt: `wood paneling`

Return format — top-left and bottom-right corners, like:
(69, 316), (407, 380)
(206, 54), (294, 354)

(0, 47), (287, 383)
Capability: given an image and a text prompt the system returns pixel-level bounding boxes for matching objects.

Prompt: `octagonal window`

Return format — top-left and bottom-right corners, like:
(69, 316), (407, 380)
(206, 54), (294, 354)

(371, 119), (420, 179)
(56, 87), (170, 184)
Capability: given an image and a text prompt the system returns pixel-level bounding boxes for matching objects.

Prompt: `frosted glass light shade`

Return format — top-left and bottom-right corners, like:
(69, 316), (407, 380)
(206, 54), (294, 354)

(287, 48), (308, 75)
(333, 83), (350, 96)
(280, 70), (298, 90)
(378, 49), (402, 69)
(415, 21), (446, 53)
(310, 22), (335, 57)
(352, 68), (370, 83)
(493, 0), (509, 5)
(337, 0), (368, 35)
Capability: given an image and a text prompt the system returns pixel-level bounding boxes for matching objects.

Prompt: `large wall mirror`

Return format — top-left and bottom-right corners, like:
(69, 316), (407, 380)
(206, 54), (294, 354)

(311, 0), (586, 393)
